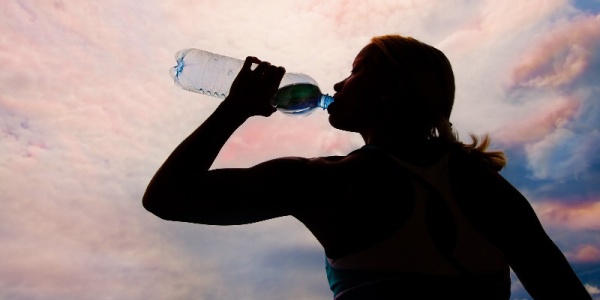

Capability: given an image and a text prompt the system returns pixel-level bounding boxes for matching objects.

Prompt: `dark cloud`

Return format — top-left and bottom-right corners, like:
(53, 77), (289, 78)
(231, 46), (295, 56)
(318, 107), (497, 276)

(574, 0), (600, 14)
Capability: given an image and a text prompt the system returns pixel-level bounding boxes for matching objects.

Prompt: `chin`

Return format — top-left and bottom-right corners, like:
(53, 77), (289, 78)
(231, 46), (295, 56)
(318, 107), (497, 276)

(328, 115), (355, 133)
(327, 115), (342, 130)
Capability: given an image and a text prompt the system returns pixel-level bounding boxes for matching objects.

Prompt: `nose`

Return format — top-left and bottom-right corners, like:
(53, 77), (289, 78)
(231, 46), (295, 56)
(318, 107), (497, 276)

(334, 79), (345, 92)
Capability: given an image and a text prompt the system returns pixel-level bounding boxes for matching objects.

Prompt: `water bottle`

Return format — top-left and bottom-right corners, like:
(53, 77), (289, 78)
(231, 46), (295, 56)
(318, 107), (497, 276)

(170, 48), (334, 116)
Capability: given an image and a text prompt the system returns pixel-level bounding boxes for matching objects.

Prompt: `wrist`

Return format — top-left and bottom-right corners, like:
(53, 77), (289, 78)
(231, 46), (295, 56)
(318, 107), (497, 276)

(216, 98), (252, 123)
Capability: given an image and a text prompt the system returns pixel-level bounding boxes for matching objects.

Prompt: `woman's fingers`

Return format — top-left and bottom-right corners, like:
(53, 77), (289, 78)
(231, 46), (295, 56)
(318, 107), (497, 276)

(225, 56), (286, 117)
(242, 56), (260, 72)
(264, 65), (286, 91)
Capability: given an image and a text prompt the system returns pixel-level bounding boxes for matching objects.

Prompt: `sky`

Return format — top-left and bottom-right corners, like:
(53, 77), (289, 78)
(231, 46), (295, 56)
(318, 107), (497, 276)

(0, 0), (599, 299)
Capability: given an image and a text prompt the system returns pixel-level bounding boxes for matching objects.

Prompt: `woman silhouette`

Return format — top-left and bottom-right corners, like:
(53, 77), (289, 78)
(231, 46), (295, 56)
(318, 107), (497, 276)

(143, 34), (591, 299)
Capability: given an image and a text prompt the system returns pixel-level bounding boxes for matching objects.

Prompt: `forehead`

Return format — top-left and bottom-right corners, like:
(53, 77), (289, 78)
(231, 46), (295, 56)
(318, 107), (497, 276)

(353, 43), (381, 66)
(353, 43), (397, 77)
(354, 44), (375, 63)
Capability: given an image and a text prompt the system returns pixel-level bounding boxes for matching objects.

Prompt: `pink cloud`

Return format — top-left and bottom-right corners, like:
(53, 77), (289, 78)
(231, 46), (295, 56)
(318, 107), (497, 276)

(533, 199), (600, 231)
(215, 115), (358, 168)
(493, 95), (580, 145)
(0, 177), (218, 299)
(569, 244), (600, 263)
(533, 200), (600, 263)
(508, 14), (600, 89)
(439, 0), (566, 56)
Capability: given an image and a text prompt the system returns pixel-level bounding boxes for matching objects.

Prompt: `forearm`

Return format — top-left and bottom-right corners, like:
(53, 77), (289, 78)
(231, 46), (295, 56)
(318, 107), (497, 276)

(143, 100), (248, 211)
(142, 56), (284, 219)
(166, 101), (248, 173)
(530, 258), (591, 299)
(512, 237), (591, 299)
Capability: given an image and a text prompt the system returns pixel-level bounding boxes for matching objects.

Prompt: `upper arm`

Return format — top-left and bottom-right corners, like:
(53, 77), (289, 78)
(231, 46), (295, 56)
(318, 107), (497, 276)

(484, 176), (591, 298)
(143, 156), (323, 225)
(450, 151), (590, 298)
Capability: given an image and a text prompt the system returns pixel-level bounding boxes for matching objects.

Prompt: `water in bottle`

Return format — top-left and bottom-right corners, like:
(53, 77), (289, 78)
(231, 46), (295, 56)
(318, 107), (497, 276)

(170, 48), (333, 116)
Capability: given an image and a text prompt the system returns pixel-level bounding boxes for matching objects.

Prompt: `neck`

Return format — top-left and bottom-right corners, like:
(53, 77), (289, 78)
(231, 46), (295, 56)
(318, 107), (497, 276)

(363, 132), (446, 166)
(362, 128), (429, 148)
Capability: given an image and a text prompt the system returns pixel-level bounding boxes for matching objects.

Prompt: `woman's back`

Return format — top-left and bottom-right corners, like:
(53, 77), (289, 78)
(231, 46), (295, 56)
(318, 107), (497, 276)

(294, 144), (512, 298)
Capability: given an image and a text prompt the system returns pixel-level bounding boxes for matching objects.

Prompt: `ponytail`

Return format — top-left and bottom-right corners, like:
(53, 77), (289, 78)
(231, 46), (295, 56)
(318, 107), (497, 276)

(459, 134), (506, 172)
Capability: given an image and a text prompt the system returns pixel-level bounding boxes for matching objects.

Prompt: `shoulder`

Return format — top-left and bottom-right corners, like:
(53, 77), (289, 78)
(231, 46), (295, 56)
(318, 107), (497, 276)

(267, 146), (409, 198)
(446, 147), (513, 219)
(266, 146), (399, 174)
(314, 146), (413, 195)
(313, 146), (406, 180)
(250, 146), (414, 197)
(447, 147), (512, 193)
(447, 147), (540, 244)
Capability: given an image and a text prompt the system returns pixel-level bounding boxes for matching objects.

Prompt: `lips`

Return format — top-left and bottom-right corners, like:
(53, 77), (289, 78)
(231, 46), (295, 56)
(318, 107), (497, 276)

(327, 102), (336, 114)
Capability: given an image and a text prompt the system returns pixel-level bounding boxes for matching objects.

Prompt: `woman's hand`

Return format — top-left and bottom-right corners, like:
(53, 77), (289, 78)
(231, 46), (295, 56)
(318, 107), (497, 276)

(222, 56), (286, 118)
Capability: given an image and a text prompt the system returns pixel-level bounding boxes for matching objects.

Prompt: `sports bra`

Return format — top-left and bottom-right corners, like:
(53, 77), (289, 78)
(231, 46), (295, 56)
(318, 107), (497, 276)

(325, 145), (510, 299)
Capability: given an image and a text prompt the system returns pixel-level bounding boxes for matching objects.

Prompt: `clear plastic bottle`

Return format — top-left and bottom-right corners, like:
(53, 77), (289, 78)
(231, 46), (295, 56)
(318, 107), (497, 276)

(170, 48), (334, 116)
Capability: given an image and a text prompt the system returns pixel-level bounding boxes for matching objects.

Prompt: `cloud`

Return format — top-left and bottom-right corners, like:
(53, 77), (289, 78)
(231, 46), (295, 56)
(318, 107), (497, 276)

(492, 95), (580, 145)
(572, 245), (600, 262)
(508, 14), (600, 89)
(586, 283), (600, 296)
(524, 126), (596, 180)
(0, 173), (218, 299)
(534, 200), (600, 231)
(0, 1), (220, 298)
(438, 0), (567, 56)
(490, 13), (600, 181)
(1, 0), (599, 299)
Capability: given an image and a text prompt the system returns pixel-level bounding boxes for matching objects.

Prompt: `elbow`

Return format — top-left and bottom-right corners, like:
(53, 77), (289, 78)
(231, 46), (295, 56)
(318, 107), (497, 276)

(142, 189), (175, 221)
(143, 199), (178, 221)
(142, 194), (158, 215)
(142, 186), (198, 223)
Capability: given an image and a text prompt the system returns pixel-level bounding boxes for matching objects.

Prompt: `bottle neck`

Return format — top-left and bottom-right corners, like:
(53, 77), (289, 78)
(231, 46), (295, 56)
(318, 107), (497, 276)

(319, 94), (334, 110)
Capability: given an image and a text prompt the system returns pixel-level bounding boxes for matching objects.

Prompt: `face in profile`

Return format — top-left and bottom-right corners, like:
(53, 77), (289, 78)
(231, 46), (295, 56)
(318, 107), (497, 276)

(328, 43), (401, 135)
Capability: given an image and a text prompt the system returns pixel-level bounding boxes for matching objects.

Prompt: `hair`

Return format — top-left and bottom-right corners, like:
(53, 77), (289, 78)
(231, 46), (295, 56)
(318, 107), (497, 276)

(369, 34), (507, 172)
